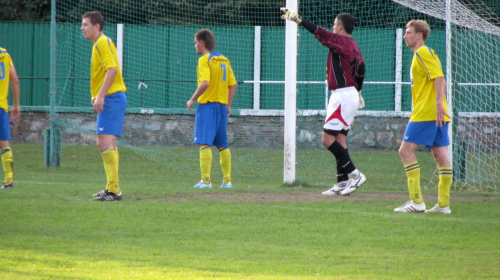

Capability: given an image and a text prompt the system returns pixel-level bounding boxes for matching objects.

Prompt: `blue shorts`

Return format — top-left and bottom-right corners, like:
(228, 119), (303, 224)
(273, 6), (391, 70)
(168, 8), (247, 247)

(0, 109), (10, 141)
(96, 92), (127, 137)
(403, 121), (450, 147)
(194, 103), (228, 148)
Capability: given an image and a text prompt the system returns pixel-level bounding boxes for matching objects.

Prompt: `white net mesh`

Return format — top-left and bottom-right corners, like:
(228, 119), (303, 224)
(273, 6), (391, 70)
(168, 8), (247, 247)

(27, 0), (496, 191)
(394, 0), (500, 35)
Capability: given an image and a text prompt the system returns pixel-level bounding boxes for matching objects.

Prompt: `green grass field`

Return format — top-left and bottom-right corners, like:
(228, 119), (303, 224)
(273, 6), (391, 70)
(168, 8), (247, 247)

(1, 144), (499, 279)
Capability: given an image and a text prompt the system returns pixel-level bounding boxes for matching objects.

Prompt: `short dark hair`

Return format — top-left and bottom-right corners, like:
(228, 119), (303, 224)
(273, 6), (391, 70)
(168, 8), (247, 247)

(336, 13), (355, 34)
(83, 11), (105, 31)
(195, 29), (215, 51)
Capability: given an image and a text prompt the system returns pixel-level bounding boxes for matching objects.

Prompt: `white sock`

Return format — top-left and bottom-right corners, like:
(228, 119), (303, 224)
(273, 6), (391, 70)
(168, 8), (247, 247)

(349, 169), (360, 178)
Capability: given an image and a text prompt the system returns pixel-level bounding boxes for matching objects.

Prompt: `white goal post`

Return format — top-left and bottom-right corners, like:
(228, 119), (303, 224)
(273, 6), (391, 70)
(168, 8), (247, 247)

(283, 0), (299, 183)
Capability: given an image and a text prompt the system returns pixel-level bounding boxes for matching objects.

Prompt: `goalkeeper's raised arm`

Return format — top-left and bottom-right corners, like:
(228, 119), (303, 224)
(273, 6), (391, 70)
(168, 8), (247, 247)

(280, 7), (318, 34)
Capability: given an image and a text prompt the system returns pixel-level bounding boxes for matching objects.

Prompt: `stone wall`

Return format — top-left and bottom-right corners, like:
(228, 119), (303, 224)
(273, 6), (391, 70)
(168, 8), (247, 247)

(9, 112), (499, 152)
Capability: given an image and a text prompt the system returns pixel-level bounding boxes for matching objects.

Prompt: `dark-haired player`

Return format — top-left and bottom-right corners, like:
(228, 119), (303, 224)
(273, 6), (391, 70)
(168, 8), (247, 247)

(187, 29), (237, 189)
(0, 47), (20, 189)
(281, 8), (366, 196)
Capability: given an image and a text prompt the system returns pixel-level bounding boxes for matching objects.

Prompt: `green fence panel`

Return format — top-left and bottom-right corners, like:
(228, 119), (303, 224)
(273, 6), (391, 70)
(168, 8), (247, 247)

(0, 23), (35, 106)
(2, 23), (498, 113)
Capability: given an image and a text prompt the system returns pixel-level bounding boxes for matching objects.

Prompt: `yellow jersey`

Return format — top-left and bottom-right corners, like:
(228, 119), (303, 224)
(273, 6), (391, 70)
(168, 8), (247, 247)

(409, 46), (450, 122)
(0, 47), (13, 111)
(90, 35), (127, 98)
(197, 51), (236, 104)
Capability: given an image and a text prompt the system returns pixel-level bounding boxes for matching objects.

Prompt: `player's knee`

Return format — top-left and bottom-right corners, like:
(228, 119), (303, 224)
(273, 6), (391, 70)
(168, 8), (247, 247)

(398, 146), (409, 160)
(321, 133), (334, 148)
(321, 138), (329, 148)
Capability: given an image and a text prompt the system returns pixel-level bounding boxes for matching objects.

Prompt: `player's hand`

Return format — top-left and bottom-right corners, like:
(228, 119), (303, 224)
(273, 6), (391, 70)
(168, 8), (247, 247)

(10, 105), (20, 120)
(186, 99), (195, 111)
(93, 96), (104, 114)
(436, 103), (450, 127)
(358, 91), (365, 109)
(280, 7), (302, 24)
(226, 104), (231, 117)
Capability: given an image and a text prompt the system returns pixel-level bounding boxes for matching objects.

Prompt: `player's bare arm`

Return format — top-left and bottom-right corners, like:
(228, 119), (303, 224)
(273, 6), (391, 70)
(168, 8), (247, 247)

(93, 67), (117, 114)
(187, 81), (209, 111)
(226, 84), (237, 116)
(8, 65), (21, 120)
(434, 76), (449, 126)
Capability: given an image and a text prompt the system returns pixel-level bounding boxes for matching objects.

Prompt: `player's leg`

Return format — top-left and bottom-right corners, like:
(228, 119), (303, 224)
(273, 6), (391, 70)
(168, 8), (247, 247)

(93, 92), (126, 201)
(323, 132), (355, 181)
(0, 109), (13, 189)
(214, 104), (231, 188)
(322, 88), (365, 195)
(97, 134), (121, 196)
(113, 137), (119, 169)
(398, 141), (424, 205)
(335, 132), (366, 195)
(218, 147), (231, 188)
(195, 144), (213, 188)
(321, 88), (363, 195)
(425, 146), (452, 214)
(426, 123), (452, 213)
(394, 121), (441, 213)
(193, 104), (216, 188)
(321, 131), (347, 195)
(324, 132), (347, 183)
(0, 141), (13, 189)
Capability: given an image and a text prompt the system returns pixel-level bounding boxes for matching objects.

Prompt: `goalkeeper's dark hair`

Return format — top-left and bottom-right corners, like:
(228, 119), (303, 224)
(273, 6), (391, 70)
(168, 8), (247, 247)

(82, 11), (105, 31)
(195, 29), (215, 51)
(336, 13), (355, 34)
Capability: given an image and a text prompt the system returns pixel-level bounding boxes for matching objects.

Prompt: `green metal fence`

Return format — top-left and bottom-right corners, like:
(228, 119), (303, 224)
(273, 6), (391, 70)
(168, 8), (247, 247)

(1, 22), (498, 112)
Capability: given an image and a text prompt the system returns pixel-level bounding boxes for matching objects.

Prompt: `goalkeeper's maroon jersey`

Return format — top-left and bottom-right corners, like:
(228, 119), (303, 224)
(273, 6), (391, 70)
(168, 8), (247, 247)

(313, 26), (365, 91)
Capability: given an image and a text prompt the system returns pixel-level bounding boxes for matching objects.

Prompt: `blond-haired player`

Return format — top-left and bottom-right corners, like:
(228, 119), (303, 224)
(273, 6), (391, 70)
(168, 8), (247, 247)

(395, 20), (452, 214)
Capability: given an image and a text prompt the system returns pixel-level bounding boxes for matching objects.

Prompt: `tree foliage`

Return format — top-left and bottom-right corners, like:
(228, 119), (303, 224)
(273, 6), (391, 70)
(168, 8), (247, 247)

(0, 0), (51, 21)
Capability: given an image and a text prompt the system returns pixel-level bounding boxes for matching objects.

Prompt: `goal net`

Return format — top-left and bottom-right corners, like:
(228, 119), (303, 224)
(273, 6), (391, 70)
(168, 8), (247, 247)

(46, 0), (498, 191)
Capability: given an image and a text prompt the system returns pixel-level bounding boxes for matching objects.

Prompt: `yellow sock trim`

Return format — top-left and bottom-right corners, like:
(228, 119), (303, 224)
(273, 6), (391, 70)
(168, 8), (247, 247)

(199, 145), (212, 184)
(404, 161), (423, 204)
(438, 167), (452, 208)
(1, 148), (13, 184)
(102, 147), (120, 194)
(218, 147), (231, 184)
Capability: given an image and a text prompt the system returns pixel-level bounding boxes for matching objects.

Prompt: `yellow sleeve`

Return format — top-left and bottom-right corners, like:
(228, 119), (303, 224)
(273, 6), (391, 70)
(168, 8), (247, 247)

(96, 37), (119, 70)
(227, 61), (236, 86)
(197, 55), (210, 84)
(416, 47), (444, 80)
(8, 54), (13, 67)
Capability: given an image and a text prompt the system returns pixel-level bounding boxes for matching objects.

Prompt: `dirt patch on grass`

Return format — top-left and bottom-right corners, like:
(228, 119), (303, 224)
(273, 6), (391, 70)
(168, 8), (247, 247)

(173, 192), (499, 203)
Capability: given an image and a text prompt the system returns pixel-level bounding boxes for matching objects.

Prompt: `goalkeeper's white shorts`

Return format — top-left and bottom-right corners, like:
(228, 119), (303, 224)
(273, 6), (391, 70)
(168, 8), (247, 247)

(323, 86), (359, 132)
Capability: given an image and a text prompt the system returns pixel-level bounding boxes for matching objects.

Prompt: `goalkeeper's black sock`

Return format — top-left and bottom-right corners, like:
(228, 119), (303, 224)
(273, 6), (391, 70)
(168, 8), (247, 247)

(336, 159), (349, 183)
(328, 141), (356, 175)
